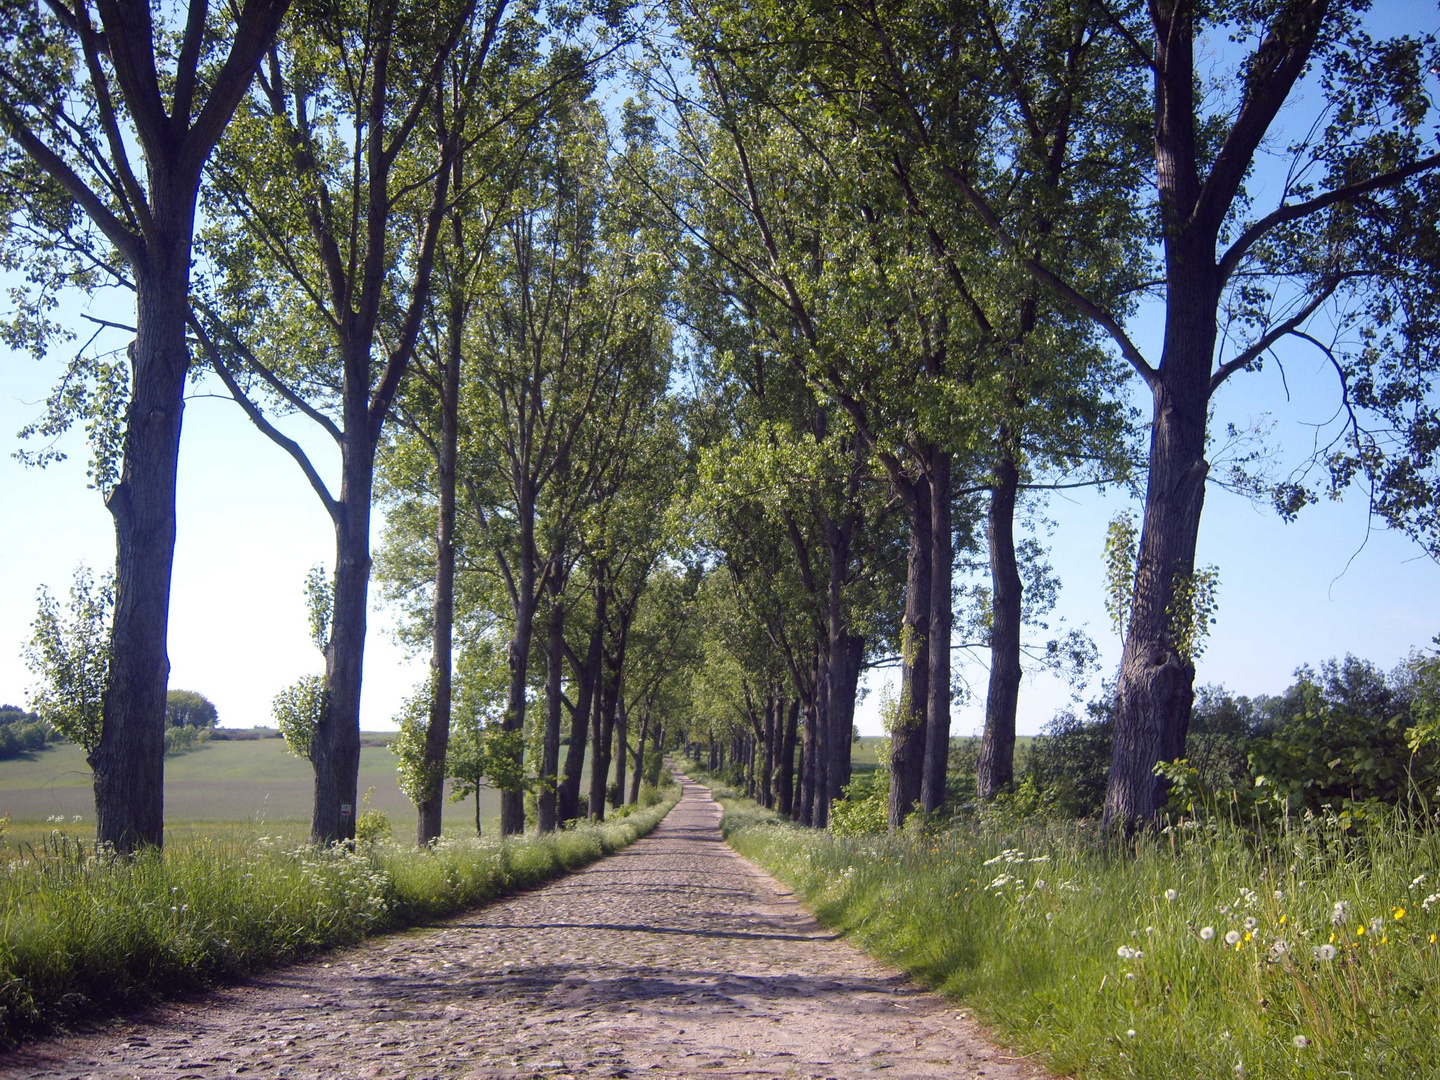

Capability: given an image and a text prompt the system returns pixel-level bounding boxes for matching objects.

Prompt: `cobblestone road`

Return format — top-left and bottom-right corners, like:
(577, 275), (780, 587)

(3, 775), (1048, 1080)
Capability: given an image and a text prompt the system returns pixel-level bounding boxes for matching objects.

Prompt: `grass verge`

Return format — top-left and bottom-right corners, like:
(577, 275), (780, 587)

(694, 770), (1440, 1080)
(0, 784), (679, 1045)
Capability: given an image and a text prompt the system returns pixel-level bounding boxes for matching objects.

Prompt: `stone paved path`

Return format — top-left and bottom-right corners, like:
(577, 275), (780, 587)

(2, 775), (1049, 1080)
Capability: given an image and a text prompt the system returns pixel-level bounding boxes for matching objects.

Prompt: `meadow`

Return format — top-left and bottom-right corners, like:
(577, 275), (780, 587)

(700, 772), (1440, 1080)
(0, 732), (503, 843)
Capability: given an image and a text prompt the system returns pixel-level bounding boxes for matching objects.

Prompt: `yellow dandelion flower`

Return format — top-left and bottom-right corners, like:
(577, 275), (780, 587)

(1329, 932), (1337, 943)
(1357, 925), (1366, 937)
(1393, 907), (1406, 921)
(1381, 936), (1389, 944)
(1430, 933), (1436, 943)
(1279, 914), (1287, 925)
(1244, 931), (1253, 942)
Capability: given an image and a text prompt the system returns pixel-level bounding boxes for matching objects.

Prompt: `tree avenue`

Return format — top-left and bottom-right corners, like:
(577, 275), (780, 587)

(9, 0), (1440, 854)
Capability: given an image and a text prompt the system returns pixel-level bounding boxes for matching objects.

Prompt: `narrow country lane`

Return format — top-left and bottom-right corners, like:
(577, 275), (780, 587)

(3, 776), (1048, 1080)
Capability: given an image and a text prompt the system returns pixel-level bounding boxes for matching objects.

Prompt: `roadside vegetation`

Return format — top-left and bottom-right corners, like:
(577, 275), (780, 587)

(0, 781), (677, 1044)
(697, 768), (1439, 1080)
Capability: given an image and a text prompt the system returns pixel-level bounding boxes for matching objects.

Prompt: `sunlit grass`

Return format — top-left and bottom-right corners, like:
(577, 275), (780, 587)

(0, 786), (679, 1044)
(706, 776), (1440, 1080)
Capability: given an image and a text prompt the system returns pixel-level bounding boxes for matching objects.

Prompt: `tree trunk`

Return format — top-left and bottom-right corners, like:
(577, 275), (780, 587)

(537, 600), (565, 832)
(778, 696), (799, 817)
(417, 287), (462, 845)
(1105, 359), (1209, 828)
(500, 484), (538, 835)
(761, 694), (775, 807)
(558, 591), (604, 823)
(812, 650), (830, 827)
(94, 251), (192, 854)
(629, 706), (650, 805)
(312, 411), (375, 844)
(829, 634), (862, 802)
(613, 696), (628, 809)
(889, 478), (931, 827)
(589, 666), (617, 820)
(921, 449), (952, 813)
(799, 692), (817, 825)
(977, 453), (1023, 801)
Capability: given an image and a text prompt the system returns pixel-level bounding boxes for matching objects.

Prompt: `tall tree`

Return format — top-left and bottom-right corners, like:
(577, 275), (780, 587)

(193, 0), (478, 841)
(0, 0), (290, 851)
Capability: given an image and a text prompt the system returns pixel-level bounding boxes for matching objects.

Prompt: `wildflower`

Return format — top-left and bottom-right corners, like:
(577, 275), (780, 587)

(1116, 945), (1143, 960)
(1225, 930), (1242, 945)
(1268, 939), (1289, 960)
(1393, 907), (1406, 921)
(1332, 901), (1350, 926)
(1424, 892), (1440, 912)
(1164, 888), (1178, 902)
(1126, 1029), (1137, 1038)
(1243, 916), (1258, 931)
(1279, 914), (1287, 924)
(1125, 973), (1136, 981)
(1313, 944), (1338, 961)
(1370, 917), (1384, 935)
(1293, 1036), (1310, 1049)
(1356, 924), (1367, 937)
(1410, 874), (1428, 889)
(1274, 889), (1284, 901)
(1430, 934), (1436, 944)
(1200, 926), (1216, 941)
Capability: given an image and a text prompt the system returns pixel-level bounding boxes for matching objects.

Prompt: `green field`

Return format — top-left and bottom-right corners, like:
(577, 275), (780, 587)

(0, 733), (504, 839)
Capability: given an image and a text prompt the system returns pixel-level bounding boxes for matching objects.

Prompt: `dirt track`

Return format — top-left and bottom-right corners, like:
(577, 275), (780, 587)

(3, 775), (1048, 1080)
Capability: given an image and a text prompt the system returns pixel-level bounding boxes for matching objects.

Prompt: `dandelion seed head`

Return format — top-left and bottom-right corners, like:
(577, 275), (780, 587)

(1225, 930), (1242, 945)
(1293, 1036), (1310, 1049)
(1164, 888), (1178, 902)
(1313, 944), (1338, 961)
(1126, 1029), (1137, 1038)
(1243, 916), (1258, 931)
(1331, 900), (1350, 926)
(1200, 926), (1216, 941)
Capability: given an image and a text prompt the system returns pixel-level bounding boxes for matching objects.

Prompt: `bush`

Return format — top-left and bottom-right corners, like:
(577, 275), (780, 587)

(1249, 656), (1439, 813)
(1027, 698), (1114, 818)
(163, 724), (210, 757)
(829, 770), (889, 835)
(165, 690), (219, 729)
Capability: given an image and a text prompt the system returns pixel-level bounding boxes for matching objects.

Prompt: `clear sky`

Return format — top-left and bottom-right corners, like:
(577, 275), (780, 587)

(4, 0), (1439, 737)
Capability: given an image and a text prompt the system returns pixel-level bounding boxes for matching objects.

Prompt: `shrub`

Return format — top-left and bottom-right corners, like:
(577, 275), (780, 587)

(829, 769), (889, 835)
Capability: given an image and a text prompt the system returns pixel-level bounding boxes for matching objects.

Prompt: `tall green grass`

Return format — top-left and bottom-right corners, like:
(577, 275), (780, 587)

(709, 780), (1440, 1080)
(0, 788), (678, 1044)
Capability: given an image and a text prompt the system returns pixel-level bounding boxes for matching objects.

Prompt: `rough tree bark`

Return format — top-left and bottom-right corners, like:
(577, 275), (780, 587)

(977, 452), (1023, 800)
(888, 476), (931, 827)
(920, 448), (952, 813)
(778, 696), (799, 817)
(558, 590), (604, 823)
(537, 595), (565, 831)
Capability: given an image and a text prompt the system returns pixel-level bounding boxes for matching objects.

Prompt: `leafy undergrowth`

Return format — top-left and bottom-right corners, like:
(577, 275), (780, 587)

(0, 786), (679, 1045)
(701, 775), (1440, 1080)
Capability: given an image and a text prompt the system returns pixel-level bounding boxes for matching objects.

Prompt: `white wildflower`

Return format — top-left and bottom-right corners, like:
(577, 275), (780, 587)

(1225, 930), (1242, 945)
(1293, 1036), (1310, 1049)
(1243, 916), (1258, 931)
(1331, 901), (1350, 926)
(1164, 888), (1178, 902)
(1313, 944), (1338, 961)
(1410, 874), (1428, 890)
(1423, 892), (1440, 912)
(1126, 1029), (1137, 1038)
(1116, 945), (1143, 960)
(1200, 926), (1216, 941)
(1369, 916), (1384, 935)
